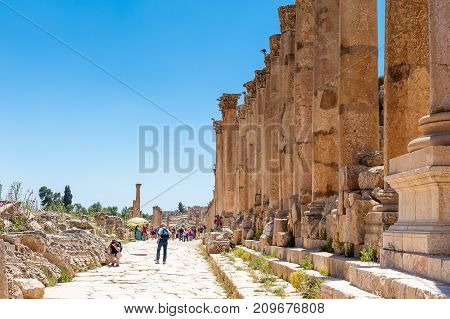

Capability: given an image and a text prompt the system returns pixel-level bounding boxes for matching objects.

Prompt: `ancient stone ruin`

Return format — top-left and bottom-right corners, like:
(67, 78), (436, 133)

(0, 201), (131, 298)
(205, 0), (449, 291)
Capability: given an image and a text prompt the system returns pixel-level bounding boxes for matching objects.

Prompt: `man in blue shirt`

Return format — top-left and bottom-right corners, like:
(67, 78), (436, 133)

(155, 224), (172, 264)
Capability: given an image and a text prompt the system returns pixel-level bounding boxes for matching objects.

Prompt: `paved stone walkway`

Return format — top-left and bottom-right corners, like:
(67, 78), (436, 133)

(44, 239), (226, 299)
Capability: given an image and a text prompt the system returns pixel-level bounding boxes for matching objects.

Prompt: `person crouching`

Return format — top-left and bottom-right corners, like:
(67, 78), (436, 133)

(107, 240), (123, 267)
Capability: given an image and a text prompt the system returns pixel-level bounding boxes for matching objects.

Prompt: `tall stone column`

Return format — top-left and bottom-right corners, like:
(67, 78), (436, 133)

(302, 0), (340, 249)
(255, 69), (268, 232)
(244, 81), (257, 214)
(213, 120), (224, 215)
(278, 5), (296, 212)
(381, 0), (430, 207)
(134, 183), (142, 218)
(337, 0), (379, 250)
(381, 0), (449, 283)
(220, 94), (240, 220)
(152, 206), (162, 227)
(262, 55), (273, 221)
(267, 35), (282, 214)
(293, 0), (315, 246)
(0, 240), (8, 299)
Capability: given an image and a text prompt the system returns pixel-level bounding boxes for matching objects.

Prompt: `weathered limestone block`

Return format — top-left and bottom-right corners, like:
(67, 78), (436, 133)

(273, 217), (289, 247)
(326, 210), (338, 241)
(205, 241), (231, 254)
(245, 229), (254, 240)
(260, 220), (274, 248)
(339, 165), (369, 192)
(364, 211), (398, 252)
(66, 219), (95, 230)
(349, 199), (374, 249)
(358, 166), (384, 190)
(357, 151), (384, 167)
(232, 229), (242, 245)
(13, 278), (44, 299)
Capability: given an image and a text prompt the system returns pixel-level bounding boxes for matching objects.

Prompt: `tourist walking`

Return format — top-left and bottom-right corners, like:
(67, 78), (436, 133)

(155, 223), (172, 264)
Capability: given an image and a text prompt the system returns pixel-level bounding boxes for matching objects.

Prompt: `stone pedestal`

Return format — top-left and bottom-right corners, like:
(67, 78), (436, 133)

(383, 146), (450, 255)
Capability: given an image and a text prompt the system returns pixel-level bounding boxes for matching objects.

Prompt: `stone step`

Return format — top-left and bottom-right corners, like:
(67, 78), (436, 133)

(243, 240), (450, 299)
(207, 251), (301, 299)
(240, 246), (379, 299)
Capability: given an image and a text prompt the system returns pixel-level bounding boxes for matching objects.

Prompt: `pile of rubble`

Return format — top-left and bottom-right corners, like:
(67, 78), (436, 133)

(203, 228), (234, 254)
(0, 202), (130, 299)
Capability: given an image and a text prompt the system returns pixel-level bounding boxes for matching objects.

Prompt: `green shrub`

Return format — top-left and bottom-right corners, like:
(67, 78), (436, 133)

(319, 266), (329, 276)
(320, 239), (334, 253)
(253, 228), (263, 240)
(299, 257), (314, 270)
(40, 267), (57, 287)
(259, 276), (276, 285)
(289, 270), (323, 299)
(289, 270), (308, 290)
(11, 216), (26, 232)
(301, 276), (323, 299)
(241, 252), (252, 262)
(273, 286), (286, 298)
(58, 269), (73, 283)
(248, 256), (272, 274)
(233, 247), (245, 258)
(360, 244), (378, 262)
(262, 251), (278, 259)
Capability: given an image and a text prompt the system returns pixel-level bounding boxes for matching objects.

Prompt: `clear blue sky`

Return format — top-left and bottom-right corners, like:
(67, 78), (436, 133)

(0, 0), (385, 212)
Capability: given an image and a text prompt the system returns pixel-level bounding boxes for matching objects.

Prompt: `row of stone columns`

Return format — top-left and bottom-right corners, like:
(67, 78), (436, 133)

(212, 0), (448, 281)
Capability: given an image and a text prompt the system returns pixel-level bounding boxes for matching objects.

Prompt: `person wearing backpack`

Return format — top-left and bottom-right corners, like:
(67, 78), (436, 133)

(155, 224), (172, 264)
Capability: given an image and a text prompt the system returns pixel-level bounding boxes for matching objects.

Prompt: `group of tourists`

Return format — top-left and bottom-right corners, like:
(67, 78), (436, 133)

(107, 223), (207, 267)
(133, 224), (205, 242)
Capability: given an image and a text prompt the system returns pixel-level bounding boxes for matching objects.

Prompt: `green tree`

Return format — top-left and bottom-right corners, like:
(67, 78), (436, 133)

(88, 202), (102, 215)
(178, 202), (186, 213)
(73, 203), (87, 215)
(63, 185), (73, 208)
(104, 206), (118, 215)
(52, 192), (62, 205)
(120, 207), (131, 219)
(0, 181), (3, 200)
(38, 186), (54, 208)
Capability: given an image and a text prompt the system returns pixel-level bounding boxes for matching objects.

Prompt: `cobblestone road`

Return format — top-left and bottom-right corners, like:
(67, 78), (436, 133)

(44, 239), (226, 299)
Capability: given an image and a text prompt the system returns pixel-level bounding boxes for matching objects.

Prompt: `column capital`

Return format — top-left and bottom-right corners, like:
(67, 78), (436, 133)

(237, 106), (246, 120)
(269, 34), (281, 57)
(243, 80), (256, 98)
(278, 5), (296, 33)
(213, 120), (223, 134)
(219, 93), (241, 115)
(255, 69), (268, 89)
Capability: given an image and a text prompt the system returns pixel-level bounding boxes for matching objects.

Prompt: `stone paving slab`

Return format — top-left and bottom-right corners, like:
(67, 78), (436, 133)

(44, 240), (226, 299)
